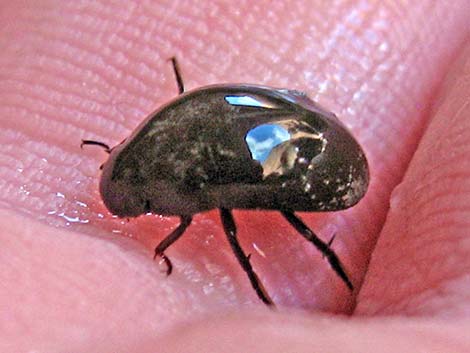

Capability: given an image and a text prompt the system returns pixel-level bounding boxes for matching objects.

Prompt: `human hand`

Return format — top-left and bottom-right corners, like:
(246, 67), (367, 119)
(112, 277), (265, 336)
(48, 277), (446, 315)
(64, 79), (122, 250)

(1, 1), (469, 351)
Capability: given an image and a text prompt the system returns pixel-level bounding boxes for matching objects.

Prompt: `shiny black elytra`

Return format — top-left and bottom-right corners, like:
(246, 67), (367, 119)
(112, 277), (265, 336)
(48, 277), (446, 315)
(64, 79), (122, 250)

(82, 57), (369, 306)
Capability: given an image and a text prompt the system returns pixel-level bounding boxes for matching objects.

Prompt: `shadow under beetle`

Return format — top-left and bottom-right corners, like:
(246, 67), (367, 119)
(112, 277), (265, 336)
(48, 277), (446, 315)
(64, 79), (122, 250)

(82, 57), (369, 306)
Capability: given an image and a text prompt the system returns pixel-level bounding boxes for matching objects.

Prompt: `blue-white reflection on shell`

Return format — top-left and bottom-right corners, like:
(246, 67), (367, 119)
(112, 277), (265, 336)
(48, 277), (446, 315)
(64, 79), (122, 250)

(245, 124), (291, 163)
(225, 95), (266, 108)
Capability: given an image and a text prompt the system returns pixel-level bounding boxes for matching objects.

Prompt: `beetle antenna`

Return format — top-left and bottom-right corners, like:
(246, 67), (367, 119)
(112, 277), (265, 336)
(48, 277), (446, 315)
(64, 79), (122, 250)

(169, 56), (185, 94)
(81, 140), (111, 154)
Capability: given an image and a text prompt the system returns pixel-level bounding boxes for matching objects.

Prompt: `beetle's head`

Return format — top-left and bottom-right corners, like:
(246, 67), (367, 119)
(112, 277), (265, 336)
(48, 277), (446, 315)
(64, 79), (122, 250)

(99, 142), (198, 218)
(98, 144), (150, 218)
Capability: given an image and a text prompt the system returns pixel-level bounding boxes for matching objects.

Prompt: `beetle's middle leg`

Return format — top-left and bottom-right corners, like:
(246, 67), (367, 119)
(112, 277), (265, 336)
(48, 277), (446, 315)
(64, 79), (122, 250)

(280, 210), (354, 291)
(154, 215), (192, 275)
(219, 208), (274, 306)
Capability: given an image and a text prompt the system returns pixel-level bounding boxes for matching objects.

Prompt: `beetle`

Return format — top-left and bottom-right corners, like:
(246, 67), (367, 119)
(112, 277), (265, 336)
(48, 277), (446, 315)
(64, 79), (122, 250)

(82, 57), (369, 305)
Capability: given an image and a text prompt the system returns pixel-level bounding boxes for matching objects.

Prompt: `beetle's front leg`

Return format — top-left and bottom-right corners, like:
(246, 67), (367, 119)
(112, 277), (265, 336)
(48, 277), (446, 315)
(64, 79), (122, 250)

(154, 215), (192, 275)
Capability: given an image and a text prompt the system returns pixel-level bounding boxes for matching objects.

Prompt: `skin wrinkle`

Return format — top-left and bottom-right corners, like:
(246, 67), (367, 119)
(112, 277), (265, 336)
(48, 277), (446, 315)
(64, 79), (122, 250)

(392, 277), (468, 317)
(3, 101), (92, 143)
(371, 226), (457, 274)
(358, 224), (470, 315)
(30, 29), (155, 101)
(394, 266), (468, 317)
(388, 184), (470, 229)
(154, 313), (470, 353)
(416, 209), (470, 231)
(356, 42), (470, 319)
(2, 67), (114, 121)
(411, 171), (470, 199)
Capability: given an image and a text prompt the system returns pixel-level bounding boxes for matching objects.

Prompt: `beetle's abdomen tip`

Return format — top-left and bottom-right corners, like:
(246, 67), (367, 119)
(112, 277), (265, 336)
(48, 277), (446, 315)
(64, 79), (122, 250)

(344, 173), (369, 208)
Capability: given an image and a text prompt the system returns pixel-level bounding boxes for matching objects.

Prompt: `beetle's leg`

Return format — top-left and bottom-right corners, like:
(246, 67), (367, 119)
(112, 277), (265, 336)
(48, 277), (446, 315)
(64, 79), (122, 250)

(154, 215), (192, 275)
(169, 57), (185, 94)
(80, 139), (111, 153)
(327, 233), (336, 248)
(219, 208), (274, 306)
(280, 211), (354, 291)
(323, 233), (336, 259)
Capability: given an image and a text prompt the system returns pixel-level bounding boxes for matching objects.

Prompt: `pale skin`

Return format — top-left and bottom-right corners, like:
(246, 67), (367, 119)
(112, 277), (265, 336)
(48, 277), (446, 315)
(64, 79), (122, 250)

(1, 1), (470, 351)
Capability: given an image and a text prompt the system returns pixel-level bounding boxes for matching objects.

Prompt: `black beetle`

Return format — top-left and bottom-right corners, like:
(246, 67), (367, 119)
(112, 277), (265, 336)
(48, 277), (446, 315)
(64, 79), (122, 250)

(82, 58), (369, 305)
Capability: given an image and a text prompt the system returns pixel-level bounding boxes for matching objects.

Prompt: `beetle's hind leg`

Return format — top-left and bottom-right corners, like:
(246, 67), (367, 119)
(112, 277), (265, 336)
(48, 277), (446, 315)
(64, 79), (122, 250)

(219, 208), (274, 306)
(154, 215), (192, 275)
(169, 57), (185, 94)
(280, 210), (354, 291)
